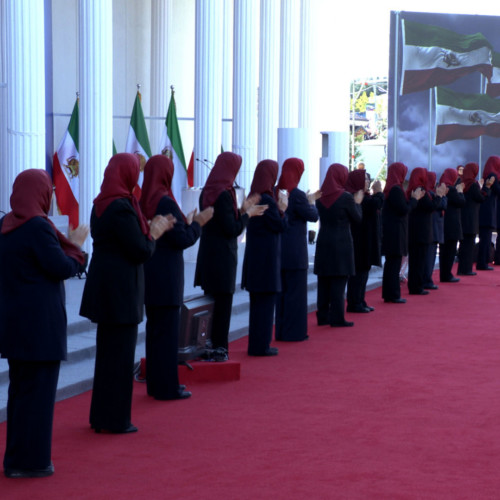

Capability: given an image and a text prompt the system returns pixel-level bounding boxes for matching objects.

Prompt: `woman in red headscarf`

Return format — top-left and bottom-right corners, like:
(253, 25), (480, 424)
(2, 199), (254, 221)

(477, 156), (500, 270)
(457, 162), (492, 276)
(0, 169), (88, 478)
(313, 163), (363, 327)
(140, 155), (213, 400)
(195, 152), (265, 361)
(438, 168), (465, 283)
(274, 158), (320, 342)
(346, 168), (384, 313)
(242, 160), (287, 356)
(80, 153), (174, 434)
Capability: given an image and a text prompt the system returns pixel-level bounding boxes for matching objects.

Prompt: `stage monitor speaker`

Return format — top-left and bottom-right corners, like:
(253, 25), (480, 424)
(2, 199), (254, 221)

(179, 295), (214, 362)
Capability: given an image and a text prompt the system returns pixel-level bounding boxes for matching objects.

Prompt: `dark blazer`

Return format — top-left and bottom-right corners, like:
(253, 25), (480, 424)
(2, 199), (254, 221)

(443, 187), (465, 241)
(381, 186), (416, 257)
(313, 192), (362, 277)
(281, 188), (318, 270)
(351, 191), (384, 272)
(462, 183), (488, 235)
(408, 194), (440, 246)
(431, 193), (447, 244)
(479, 180), (500, 229)
(0, 217), (82, 361)
(241, 194), (287, 293)
(194, 189), (248, 294)
(144, 196), (201, 307)
(80, 198), (156, 324)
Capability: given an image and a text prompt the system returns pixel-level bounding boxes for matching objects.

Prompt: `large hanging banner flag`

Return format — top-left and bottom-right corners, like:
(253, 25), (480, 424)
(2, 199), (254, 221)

(125, 90), (152, 198)
(401, 19), (493, 95)
(435, 86), (500, 144)
(487, 51), (500, 98)
(53, 98), (80, 229)
(159, 89), (187, 204)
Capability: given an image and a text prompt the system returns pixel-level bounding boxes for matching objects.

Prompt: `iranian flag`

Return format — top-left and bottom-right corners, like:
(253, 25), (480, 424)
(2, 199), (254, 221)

(487, 51), (500, 98)
(401, 19), (493, 95)
(53, 98), (79, 229)
(435, 86), (500, 145)
(159, 89), (187, 203)
(125, 90), (152, 198)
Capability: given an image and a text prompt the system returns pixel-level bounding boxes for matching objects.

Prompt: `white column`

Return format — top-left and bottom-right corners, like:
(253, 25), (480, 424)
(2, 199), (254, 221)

(221, 0), (233, 155)
(298, 0), (312, 129)
(194, 0), (224, 187)
(279, 0), (300, 128)
(79, 0), (113, 244)
(258, 0), (280, 162)
(150, 0), (173, 152)
(233, 0), (259, 192)
(0, 0), (8, 213)
(5, 0), (46, 206)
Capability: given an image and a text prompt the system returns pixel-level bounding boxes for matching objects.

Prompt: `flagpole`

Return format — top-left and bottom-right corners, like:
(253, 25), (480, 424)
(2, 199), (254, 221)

(428, 88), (432, 171)
(479, 75), (484, 174)
(393, 11), (400, 163)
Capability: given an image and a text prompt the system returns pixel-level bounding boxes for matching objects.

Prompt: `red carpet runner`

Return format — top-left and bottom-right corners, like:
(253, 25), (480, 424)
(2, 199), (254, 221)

(2, 266), (500, 499)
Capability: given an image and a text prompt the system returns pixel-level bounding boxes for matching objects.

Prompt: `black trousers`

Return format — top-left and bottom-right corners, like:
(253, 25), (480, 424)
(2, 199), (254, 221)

(4, 359), (60, 470)
(408, 243), (428, 293)
(347, 270), (369, 309)
(477, 227), (492, 269)
(208, 292), (234, 351)
(382, 254), (402, 301)
(423, 242), (438, 286)
(275, 269), (308, 341)
(145, 305), (181, 399)
(248, 292), (277, 355)
(439, 239), (458, 281)
(90, 323), (137, 431)
(457, 234), (476, 274)
(316, 275), (348, 326)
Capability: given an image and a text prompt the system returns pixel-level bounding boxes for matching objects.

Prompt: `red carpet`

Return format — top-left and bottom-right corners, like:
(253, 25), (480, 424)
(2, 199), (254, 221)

(2, 266), (500, 499)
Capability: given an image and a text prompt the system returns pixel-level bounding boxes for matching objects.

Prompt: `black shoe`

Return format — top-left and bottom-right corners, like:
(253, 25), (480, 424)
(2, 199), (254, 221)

(384, 298), (406, 304)
(94, 424), (138, 434)
(346, 305), (371, 313)
(157, 390), (192, 401)
(441, 277), (460, 283)
(212, 347), (229, 362)
(4, 463), (54, 479)
(317, 320), (328, 326)
(409, 290), (429, 295)
(457, 271), (476, 276)
(248, 347), (279, 356)
(330, 321), (354, 327)
(364, 305), (375, 311)
(424, 284), (438, 290)
(477, 266), (494, 271)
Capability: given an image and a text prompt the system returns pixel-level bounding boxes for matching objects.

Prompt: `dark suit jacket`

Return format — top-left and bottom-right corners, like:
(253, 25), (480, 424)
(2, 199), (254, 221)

(408, 194), (440, 246)
(144, 196), (201, 307)
(281, 188), (318, 270)
(80, 198), (156, 324)
(351, 191), (384, 272)
(381, 186), (416, 257)
(0, 217), (82, 360)
(241, 194), (287, 293)
(431, 193), (447, 244)
(443, 187), (465, 241)
(313, 192), (362, 277)
(461, 183), (488, 235)
(194, 190), (248, 294)
(479, 180), (500, 229)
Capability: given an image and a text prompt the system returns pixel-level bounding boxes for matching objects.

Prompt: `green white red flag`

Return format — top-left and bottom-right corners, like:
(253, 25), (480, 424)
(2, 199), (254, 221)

(159, 89), (187, 203)
(487, 51), (500, 98)
(435, 86), (500, 144)
(401, 19), (493, 95)
(53, 98), (79, 228)
(125, 91), (152, 198)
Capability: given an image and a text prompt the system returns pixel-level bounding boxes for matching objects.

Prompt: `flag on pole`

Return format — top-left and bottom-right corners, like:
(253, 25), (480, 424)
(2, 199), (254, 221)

(53, 98), (80, 229)
(187, 151), (194, 188)
(159, 88), (187, 203)
(401, 19), (493, 95)
(125, 89), (152, 198)
(435, 86), (500, 144)
(487, 51), (500, 98)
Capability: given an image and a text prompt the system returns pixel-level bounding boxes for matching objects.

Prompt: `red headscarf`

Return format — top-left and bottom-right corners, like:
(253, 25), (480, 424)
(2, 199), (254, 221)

(1, 169), (84, 264)
(93, 153), (150, 236)
(462, 162), (479, 193)
(201, 152), (242, 216)
(426, 171), (436, 192)
(439, 168), (458, 188)
(345, 169), (366, 194)
(406, 167), (427, 199)
(250, 160), (279, 197)
(384, 162), (408, 199)
(319, 163), (349, 208)
(140, 155), (186, 222)
(483, 156), (500, 180)
(277, 158), (304, 193)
